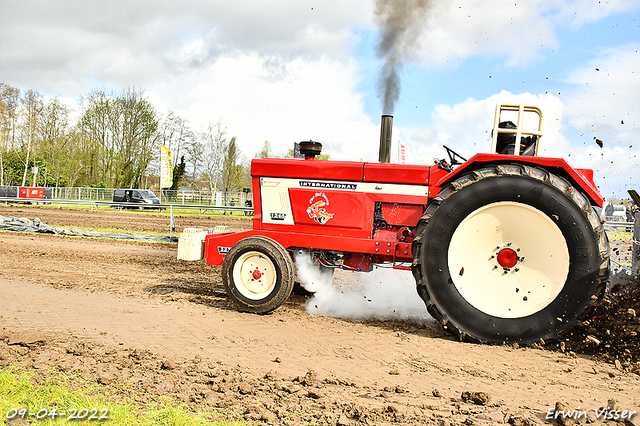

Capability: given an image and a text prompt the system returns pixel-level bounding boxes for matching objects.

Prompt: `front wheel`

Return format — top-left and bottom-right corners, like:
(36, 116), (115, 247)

(412, 164), (609, 344)
(222, 236), (295, 313)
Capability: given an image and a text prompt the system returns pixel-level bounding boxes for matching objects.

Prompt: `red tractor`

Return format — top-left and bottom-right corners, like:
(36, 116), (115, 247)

(179, 104), (609, 344)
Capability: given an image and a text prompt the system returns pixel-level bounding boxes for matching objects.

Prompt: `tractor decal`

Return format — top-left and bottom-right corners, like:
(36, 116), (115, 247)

(300, 180), (357, 190)
(270, 212), (287, 221)
(306, 192), (334, 224)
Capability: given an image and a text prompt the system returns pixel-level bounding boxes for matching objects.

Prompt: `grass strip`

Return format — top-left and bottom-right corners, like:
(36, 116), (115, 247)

(605, 229), (634, 241)
(0, 367), (243, 426)
(11, 203), (252, 219)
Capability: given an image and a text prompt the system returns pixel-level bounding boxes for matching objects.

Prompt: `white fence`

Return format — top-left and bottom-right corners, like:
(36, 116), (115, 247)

(48, 187), (251, 207)
(605, 214), (639, 276)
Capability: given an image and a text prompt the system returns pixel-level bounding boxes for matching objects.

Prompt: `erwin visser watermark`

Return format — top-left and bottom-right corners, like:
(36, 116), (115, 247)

(546, 406), (636, 422)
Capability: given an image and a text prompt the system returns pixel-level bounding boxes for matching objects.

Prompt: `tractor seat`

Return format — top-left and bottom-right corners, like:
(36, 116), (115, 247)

(495, 121), (537, 156)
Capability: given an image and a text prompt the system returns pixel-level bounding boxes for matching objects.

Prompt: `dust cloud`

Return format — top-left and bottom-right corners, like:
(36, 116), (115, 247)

(294, 252), (433, 323)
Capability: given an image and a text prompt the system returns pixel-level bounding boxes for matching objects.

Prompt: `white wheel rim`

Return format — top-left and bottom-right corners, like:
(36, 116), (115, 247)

(232, 251), (277, 300)
(447, 201), (569, 318)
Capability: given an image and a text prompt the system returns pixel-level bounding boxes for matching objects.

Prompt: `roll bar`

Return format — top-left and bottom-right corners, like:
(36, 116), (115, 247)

(491, 103), (544, 156)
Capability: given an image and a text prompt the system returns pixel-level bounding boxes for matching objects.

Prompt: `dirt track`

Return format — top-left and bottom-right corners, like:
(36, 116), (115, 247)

(0, 205), (639, 425)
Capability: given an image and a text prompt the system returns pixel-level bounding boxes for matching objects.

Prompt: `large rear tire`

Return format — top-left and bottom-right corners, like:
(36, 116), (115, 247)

(412, 164), (609, 344)
(222, 236), (295, 313)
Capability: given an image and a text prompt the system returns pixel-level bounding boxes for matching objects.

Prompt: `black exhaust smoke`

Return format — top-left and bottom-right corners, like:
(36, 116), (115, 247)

(375, 0), (433, 115)
(379, 114), (393, 163)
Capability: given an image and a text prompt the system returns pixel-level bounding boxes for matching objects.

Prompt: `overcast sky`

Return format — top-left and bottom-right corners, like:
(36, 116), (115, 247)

(1, 0), (638, 199)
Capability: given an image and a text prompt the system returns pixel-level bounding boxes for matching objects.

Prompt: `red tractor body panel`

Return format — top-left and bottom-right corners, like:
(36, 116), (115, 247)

(251, 158), (432, 185)
(204, 229), (412, 268)
(205, 154), (603, 270)
(433, 154), (603, 206)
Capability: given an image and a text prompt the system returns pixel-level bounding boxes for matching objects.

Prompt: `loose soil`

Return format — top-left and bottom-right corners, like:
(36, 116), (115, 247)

(1, 204), (639, 425)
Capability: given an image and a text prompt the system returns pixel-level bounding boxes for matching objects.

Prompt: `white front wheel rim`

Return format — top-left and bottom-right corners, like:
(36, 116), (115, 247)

(233, 251), (277, 300)
(447, 202), (570, 318)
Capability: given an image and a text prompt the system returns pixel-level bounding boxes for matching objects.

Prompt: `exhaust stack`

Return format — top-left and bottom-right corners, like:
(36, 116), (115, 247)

(378, 115), (393, 163)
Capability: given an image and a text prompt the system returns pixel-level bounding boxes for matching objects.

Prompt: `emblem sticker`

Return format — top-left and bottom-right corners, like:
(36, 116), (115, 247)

(306, 192), (334, 224)
(218, 246), (231, 255)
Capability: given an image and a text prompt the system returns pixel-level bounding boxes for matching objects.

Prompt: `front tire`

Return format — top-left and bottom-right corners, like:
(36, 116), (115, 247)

(222, 236), (295, 313)
(412, 164), (609, 344)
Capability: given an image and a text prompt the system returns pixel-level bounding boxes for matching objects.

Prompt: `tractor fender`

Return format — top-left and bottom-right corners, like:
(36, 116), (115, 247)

(434, 153), (603, 207)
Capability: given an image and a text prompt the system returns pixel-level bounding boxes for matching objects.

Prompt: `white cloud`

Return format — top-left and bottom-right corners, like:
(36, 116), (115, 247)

(559, 0), (640, 25)
(0, 0), (371, 94)
(407, 0), (639, 68)
(403, 91), (566, 163)
(151, 53), (379, 161)
(563, 44), (640, 138)
(1, 0), (378, 160)
(569, 144), (640, 199)
(401, 84), (639, 199)
(4, 0), (635, 97)
(562, 43), (640, 198)
(1, 0), (379, 160)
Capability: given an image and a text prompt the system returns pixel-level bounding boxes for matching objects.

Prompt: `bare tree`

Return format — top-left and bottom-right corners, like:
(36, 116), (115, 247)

(0, 83), (20, 185)
(19, 89), (42, 186)
(37, 97), (71, 186)
(185, 133), (204, 184)
(201, 120), (228, 193)
(158, 111), (191, 170)
(79, 89), (116, 186)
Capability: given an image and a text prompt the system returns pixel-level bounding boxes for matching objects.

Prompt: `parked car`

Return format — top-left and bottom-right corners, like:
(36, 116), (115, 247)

(113, 189), (161, 209)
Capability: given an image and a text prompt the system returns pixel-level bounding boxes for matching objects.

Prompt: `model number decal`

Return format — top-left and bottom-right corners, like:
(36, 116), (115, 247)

(299, 181), (357, 190)
(270, 212), (287, 221)
(218, 246), (231, 255)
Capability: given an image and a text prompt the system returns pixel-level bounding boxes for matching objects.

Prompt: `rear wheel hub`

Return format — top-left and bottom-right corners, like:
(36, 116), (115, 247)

(496, 247), (518, 269)
(233, 251), (277, 299)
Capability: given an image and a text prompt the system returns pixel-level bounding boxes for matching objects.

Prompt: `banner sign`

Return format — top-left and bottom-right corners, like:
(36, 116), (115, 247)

(160, 145), (173, 188)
